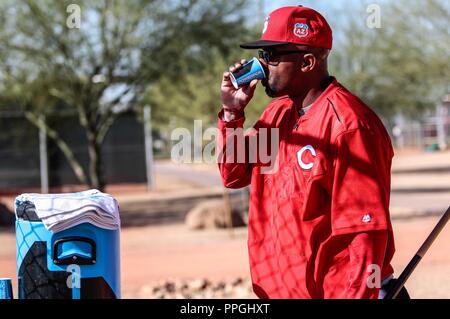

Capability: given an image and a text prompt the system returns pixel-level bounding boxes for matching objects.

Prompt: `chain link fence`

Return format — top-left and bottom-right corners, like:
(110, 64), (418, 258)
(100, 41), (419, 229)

(391, 101), (450, 151)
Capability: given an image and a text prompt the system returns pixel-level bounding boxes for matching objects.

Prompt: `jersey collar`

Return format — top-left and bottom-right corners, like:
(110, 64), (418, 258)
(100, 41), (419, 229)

(293, 76), (339, 121)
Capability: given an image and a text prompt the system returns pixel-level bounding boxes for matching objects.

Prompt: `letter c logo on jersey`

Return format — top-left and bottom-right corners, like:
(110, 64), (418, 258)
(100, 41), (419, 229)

(297, 145), (316, 170)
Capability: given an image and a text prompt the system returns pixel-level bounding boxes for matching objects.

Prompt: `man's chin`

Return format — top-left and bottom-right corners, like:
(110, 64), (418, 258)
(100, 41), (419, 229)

(262, 81), (278, 98)
(265, 87), (277, 98)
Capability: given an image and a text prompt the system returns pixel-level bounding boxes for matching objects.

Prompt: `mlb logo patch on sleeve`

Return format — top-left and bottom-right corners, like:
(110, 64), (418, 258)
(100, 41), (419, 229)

(362, 214), (373, 223)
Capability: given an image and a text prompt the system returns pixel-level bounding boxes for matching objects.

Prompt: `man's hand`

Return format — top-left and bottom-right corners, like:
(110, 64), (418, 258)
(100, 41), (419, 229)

(221, 59), (258, 121)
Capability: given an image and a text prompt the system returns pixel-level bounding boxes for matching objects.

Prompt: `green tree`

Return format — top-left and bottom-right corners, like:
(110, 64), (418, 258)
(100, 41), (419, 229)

(145, 22), (271, 133)
(330, 0), (449, 122)
(0, 0), (252, 190)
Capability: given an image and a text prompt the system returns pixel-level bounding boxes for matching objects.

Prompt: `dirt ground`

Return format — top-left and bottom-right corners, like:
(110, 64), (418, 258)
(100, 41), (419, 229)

(0, 149), (448, 298)
(122, 215), (450, 298)
(1, 214), (448, 299)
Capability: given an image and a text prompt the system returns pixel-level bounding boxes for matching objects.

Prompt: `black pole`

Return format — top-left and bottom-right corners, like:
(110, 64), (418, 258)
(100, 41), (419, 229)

(384, 206), (450, 299)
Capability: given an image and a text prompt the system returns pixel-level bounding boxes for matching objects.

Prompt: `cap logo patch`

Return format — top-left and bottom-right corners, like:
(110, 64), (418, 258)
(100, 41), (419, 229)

(294, 23), (309, 38)
(262, 16), (269, 34)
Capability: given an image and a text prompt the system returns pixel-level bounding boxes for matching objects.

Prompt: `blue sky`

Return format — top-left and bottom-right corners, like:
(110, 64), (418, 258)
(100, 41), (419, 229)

(254, 0), (388, 26)
(264, 0), (341, 16)
(263, 0), (375, 17)
(249, 0), (387, 44)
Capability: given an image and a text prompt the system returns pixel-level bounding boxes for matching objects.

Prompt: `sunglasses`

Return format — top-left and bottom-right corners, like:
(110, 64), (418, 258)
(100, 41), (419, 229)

(258, 49), (311, 65)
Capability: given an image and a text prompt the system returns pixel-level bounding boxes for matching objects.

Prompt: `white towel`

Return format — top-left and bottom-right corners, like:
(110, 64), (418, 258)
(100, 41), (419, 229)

(15, 189), (121, 232)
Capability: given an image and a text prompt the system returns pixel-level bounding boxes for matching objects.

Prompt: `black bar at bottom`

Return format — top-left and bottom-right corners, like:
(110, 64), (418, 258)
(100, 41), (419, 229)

(384, 255), (422, 299)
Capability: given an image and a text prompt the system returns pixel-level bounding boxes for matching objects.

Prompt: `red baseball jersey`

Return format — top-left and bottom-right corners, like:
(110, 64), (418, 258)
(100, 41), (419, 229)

(218, 77), (395, 298)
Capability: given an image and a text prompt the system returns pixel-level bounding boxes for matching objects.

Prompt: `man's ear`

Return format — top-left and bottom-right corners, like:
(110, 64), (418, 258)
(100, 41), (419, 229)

(300, 53), (316, 72)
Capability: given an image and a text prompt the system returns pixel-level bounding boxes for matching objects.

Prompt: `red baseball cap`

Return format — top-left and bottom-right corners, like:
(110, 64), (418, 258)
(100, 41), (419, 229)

(240, 6), (333, 50)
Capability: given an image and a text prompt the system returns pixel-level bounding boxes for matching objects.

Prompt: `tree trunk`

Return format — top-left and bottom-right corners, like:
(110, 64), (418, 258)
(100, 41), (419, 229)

(87, 132), (105, 191)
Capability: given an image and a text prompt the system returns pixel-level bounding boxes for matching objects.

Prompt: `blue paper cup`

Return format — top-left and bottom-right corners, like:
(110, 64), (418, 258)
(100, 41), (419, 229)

(230, 57), (266, 89)
(0, 278), (13, 299)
